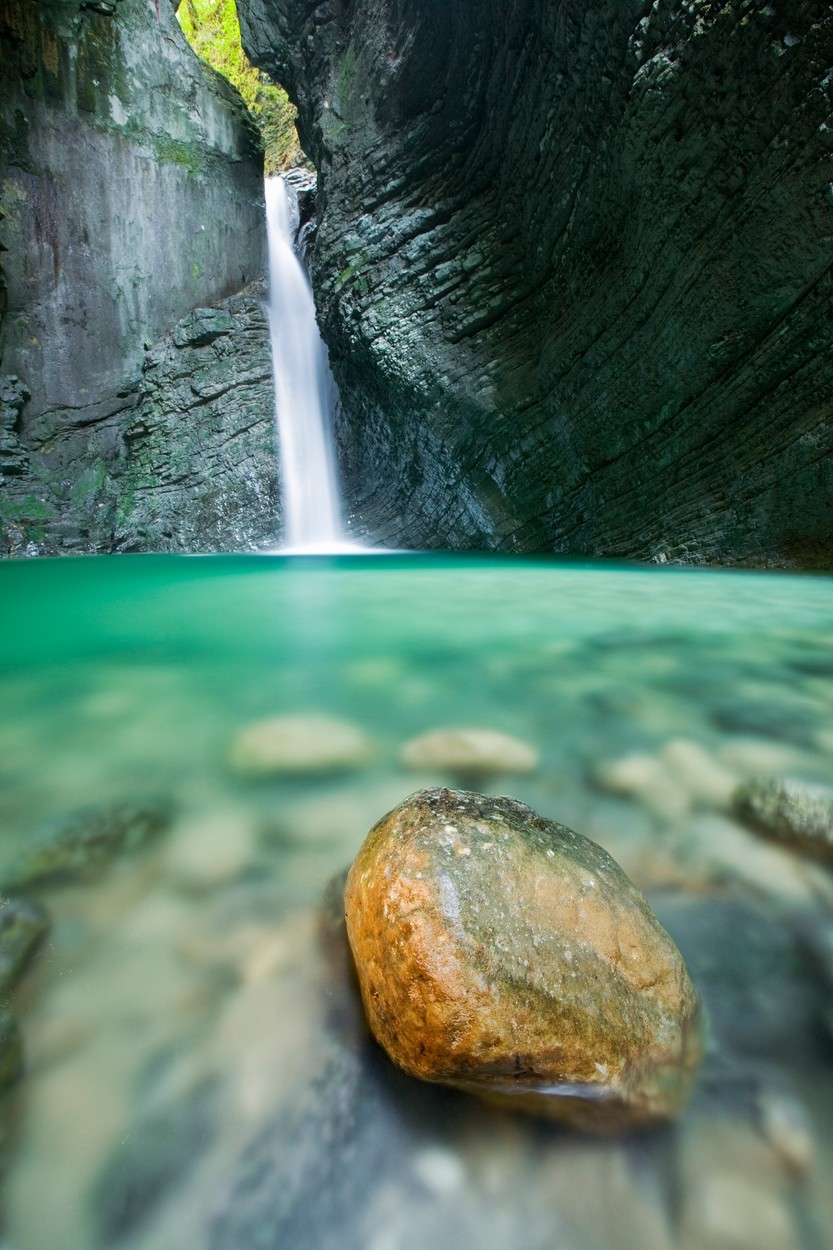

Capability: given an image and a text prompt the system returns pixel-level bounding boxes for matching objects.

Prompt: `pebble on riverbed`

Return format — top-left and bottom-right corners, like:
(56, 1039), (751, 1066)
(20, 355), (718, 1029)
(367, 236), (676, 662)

(344, 788), (703, 1131)
(230, 715), (373, 777)
(400, 729), (539, 780)
(732, 777), (833, 863)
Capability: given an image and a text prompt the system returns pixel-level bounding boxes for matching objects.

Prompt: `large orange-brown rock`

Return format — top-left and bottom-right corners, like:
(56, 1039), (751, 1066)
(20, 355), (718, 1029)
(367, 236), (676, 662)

(344, 788), (703, 1130)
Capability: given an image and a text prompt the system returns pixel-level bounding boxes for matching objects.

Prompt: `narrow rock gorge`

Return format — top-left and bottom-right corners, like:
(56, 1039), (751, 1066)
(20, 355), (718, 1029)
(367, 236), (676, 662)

(239, 0), (833, 564)
(0, 0), (276, 554)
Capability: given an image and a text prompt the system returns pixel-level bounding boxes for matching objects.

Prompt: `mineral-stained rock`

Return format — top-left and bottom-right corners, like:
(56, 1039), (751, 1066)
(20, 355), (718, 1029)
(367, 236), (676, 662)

(732, 777), (833, 862)
(400, 729), (539, 778)
(230, 715), (372, 777)
(239, 0), (833, 566)
(344, 788), (703, 1129)
(0, 799), (173, 891)
(0, 897), (49, 993)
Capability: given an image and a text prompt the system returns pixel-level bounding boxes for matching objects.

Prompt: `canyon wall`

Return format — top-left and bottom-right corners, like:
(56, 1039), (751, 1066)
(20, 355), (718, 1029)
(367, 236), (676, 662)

(0, 0), (276, 554)
(240, 0), (833, 565)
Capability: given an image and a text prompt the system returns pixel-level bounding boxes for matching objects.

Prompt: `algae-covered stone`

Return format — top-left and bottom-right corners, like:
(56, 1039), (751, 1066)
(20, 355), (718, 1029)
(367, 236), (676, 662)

(230, 715), (372, 777)
(0, 898), (49, 992)
(345, 788), (703, 1130)
(0, 1008), (23, 1095)
(401, 729), (538, 779)
(732, 778), (833, 862)
(0, 800), (173, 891)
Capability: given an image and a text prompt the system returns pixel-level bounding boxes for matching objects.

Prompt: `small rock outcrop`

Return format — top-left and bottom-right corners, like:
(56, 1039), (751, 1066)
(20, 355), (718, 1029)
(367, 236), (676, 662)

(116, 287), (278, 553)
(733, 777), (833, 862)
(230, 714), (372, 777)
(344, 788), (703, 1130)
(0, 799), (172, 891)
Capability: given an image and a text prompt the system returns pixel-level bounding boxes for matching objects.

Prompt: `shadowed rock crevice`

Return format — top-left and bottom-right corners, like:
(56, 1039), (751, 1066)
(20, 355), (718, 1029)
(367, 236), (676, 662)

(239, 0), (833, 565)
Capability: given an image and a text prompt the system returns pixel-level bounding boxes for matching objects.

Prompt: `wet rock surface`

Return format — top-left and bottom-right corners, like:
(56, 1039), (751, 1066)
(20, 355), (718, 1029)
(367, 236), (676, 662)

(733, 777), (833, 862)
(0, 0), (266, 556)
(344, 788), (703, 1129)
(116, 287), (279, 554)
(0, 799), (172, 891)
(0, 1008), (23, 1096)
(0, 898), (49, 994)
(239, 0), (833, 565)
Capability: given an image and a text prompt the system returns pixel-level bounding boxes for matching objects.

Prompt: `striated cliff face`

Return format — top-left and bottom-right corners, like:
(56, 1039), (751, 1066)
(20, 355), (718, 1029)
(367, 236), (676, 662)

(239, 0), (833, 564)
(0, 0), (274, 554)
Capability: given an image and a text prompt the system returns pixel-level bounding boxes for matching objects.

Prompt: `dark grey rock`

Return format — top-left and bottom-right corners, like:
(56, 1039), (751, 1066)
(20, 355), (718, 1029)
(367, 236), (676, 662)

(0, 1008), (22, 1097)
(239, 0), (833, 566)
(115, 287), (280, 553)
(0, 897), (49, 993)
(0, 377), (30, 479)
(732, 777), (833, 862)
(0, 799), (173, 891)
(172, 309), (238, 350)
(0, 0), (267, 556)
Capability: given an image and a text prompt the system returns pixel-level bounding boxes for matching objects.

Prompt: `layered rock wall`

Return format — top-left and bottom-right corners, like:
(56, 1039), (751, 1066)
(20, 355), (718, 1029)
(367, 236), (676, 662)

(240, 0), (833, 564)
(0, 0), (272, 554)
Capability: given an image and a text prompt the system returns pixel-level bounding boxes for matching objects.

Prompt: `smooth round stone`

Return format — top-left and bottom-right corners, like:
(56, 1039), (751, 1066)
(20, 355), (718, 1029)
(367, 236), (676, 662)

(732, 777), (833, 862)
(166, 811), (255, 893)
(230, 715), (372, 777)
(400, 729), (539, 777)
(345, 788), (703, 1130)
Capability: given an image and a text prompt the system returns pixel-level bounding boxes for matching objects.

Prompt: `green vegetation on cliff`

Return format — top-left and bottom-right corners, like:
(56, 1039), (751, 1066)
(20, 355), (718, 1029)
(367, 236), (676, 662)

(176, 0), (305, 173)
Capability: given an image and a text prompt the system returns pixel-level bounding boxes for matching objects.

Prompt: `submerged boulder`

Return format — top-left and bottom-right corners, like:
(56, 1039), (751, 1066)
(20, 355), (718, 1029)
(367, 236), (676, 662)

(230, 715), (373, 777)
(344, 788), (703, 1130)
(732, 778), (833, 863)
(401, 729), (539, 779)
(0, 1008), (23, 1096)
(0, 898), (49, 993)
(0, 800), (173, 891)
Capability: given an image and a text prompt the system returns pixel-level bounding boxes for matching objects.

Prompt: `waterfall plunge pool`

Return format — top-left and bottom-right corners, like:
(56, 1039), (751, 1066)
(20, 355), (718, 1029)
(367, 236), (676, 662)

(1, 554), (833, 1250)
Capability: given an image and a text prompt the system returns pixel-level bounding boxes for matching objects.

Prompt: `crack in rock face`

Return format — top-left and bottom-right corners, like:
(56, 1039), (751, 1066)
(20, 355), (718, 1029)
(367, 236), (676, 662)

(345, 788), (704, 1131)
(238, 0), (833, 565)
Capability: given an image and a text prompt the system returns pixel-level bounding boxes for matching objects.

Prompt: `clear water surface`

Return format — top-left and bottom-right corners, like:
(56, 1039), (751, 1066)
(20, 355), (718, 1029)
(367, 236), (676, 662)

(1, 554), (832, 1250)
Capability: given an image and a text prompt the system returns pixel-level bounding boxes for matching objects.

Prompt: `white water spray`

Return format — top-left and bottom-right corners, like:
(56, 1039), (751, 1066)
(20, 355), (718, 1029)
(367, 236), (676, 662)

(265, 175), (347, 551)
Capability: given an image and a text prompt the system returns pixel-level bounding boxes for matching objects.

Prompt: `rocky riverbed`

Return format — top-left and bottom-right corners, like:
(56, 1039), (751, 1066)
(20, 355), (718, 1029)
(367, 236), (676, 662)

(1, 557), (833, 1248)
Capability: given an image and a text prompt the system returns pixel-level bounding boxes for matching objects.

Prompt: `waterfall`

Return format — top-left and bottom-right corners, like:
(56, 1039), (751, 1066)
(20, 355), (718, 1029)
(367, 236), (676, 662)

(264, 175), (346, 551)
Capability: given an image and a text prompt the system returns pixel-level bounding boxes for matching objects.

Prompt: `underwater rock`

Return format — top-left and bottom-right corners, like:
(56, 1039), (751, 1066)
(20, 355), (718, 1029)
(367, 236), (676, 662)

(344, 788), (703, 1130)
(0, 1008), (23, 1095)
(0, 897), (49, 993)
(230, 715), (372, 777)
(732, 778), (833, 863)
(0, 800), (173, 891)
(401, 729), (538, 779)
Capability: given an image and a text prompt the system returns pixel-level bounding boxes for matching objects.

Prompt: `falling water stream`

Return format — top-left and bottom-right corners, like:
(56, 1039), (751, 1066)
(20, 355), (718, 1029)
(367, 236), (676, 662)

(264, 175), (347, 551)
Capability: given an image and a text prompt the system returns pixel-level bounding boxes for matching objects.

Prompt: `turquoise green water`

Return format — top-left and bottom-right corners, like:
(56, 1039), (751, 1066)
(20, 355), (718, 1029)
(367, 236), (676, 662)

(1, 555), (833, 1249)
